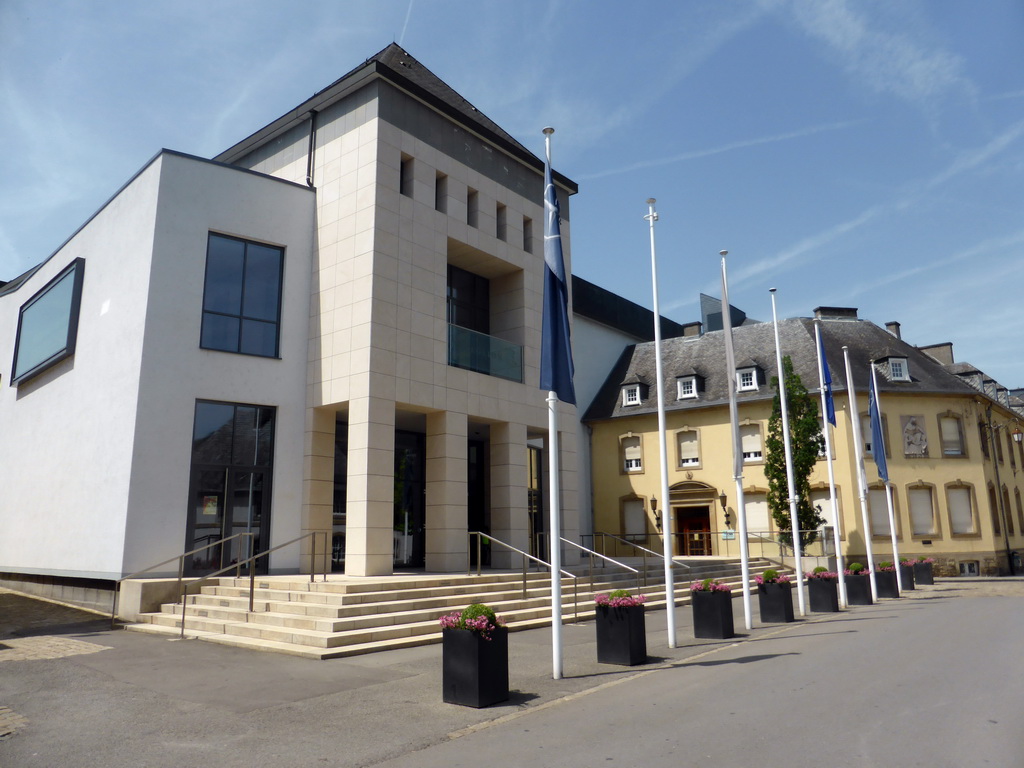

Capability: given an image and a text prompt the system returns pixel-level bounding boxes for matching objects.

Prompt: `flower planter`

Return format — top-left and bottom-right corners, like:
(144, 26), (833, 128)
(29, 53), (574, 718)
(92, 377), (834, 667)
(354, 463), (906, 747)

(876, 570), (900, 598)
(691, 590), (735, 639)
(808, 578), (840, 612)
(442, 627), (509, 708)
(596, 604), (647, 666)
(899, 565), (916, 590)
(757, 582), (795, 623)
(913, 561), (934, 585)
(845, 573), (873, 605)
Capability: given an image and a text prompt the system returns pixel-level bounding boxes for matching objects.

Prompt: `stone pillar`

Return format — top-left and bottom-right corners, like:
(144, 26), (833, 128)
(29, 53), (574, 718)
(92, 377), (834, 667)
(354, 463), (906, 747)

(425, 410), (467, 572)
(345, 395), (396, 576)
(301, 407), (336, 573)
(489, 422), (528, 568)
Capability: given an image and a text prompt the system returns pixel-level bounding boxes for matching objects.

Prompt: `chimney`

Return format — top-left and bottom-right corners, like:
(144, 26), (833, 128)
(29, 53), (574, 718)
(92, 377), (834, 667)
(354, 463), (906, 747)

(813, 306), (858, 320)
(885, 321), (901, 339)
(919, 342), (954, 365)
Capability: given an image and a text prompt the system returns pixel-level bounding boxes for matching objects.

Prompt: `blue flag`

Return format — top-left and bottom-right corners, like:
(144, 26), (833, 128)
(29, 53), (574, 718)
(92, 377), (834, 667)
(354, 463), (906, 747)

(869, 371), (888, 482)
(818, 330), (836, 426)
(539, 157), (575, 405)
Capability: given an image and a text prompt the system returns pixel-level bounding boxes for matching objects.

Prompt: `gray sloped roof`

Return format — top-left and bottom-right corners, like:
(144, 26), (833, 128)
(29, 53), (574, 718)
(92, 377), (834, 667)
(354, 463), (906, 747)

(215, 43), (577, 193)
(583, 316), (982, 422)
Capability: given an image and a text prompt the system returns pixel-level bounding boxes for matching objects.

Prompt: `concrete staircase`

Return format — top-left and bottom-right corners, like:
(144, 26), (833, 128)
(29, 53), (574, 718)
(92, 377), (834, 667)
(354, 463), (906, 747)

(125, 558), (783, 659)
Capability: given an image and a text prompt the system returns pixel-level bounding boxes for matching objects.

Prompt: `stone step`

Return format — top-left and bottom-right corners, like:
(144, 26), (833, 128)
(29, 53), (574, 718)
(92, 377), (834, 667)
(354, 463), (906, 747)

(127, 558), (787, 657)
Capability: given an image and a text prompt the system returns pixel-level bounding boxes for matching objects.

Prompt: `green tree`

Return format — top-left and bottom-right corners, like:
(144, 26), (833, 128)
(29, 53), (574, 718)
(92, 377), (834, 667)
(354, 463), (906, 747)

(765, 356), (826, 552)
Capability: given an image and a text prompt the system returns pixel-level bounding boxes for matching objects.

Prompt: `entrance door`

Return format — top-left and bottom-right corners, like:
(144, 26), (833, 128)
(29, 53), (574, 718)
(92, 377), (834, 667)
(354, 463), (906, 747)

(185, 401), (275, 575)
(676, 506), (711, 556)
(186, 468), (269, 574)
(394, 431), (426, 569)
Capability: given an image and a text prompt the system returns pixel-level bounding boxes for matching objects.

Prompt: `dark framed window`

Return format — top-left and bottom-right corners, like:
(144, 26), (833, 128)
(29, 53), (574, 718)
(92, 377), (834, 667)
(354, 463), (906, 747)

(186, 400), (276, 575)
(11, 258), (85, 385)
(446, 265), (489, 333)
(200, 233), (284, 357)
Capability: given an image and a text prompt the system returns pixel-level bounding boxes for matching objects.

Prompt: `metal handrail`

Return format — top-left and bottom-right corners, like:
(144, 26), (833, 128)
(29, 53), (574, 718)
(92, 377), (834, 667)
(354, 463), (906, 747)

(110, 532), (254, 627)
(594, 531), (693, 574)
(467, 531), (579, 622)
(559, 537), (642, 592)
(178, 530), (330, 638)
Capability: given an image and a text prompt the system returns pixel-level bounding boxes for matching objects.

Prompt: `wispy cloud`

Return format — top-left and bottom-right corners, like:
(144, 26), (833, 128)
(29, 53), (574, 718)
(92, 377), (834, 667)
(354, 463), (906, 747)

(731, 119), (1024, 285)
(771, 0), (973, 107)
(845, 228), (1024, 297)
(578, 120), (863, 181)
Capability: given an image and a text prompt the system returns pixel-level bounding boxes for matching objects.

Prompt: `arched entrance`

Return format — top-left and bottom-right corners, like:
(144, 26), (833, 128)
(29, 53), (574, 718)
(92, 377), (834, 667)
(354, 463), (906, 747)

(669, 481), (719, 557)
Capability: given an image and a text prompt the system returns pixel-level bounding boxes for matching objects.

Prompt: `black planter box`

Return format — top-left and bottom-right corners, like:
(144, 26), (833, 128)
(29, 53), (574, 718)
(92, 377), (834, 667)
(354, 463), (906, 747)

(596, 604), (647, 665)
(692, 590), (735, 639)
(899, 565), (916, 590)
(757, 582), (795, 623)
(913, 561), (934, 585)
(876, 570), (900, 598)
(845, 573), (873, 605)
(442, 627), (509, 708)
(808, 578), (840, 612)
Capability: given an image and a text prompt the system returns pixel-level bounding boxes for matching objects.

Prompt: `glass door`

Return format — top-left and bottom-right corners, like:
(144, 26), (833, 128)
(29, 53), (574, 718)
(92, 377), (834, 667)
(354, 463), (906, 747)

(185, 401), (275, 575)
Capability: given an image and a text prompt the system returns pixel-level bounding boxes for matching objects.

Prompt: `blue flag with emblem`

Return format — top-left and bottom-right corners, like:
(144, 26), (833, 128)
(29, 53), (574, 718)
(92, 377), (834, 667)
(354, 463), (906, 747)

(540, 153), (576, 405)
(819, 330), (836, 426)
(869, 370), (888, 482)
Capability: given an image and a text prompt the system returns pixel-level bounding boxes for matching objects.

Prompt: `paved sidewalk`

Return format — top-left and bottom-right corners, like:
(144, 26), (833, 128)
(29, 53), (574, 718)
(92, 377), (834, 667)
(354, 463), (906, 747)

(1, 579), (1021, 766)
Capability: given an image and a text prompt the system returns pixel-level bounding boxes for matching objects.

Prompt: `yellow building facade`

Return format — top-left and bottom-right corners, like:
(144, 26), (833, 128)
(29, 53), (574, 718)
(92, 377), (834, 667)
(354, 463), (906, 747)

(585, 309), (1024, 577)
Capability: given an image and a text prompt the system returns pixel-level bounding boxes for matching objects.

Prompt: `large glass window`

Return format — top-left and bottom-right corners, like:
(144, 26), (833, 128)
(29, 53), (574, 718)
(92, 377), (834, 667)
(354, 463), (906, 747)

(11, 258), (85, 385)
(200, 234), (283, 357)
(186, 400), (275, 574)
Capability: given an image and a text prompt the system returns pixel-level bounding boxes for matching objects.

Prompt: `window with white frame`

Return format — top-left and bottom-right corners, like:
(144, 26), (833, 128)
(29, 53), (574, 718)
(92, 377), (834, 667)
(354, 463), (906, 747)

(947, 485), (975, 534)
(740, 423), (763, 462)
(737, 368), (758, 392)
(622, 385), (641, 406)
(939, 415), (965, 456)
(908, 486), (938, 535)
(861, 414), (888, 456)
(677, 376), (697, 400)
(889, 357), (909, 381)
(622, 435), (643, 473)
(677, 430), (699, 467)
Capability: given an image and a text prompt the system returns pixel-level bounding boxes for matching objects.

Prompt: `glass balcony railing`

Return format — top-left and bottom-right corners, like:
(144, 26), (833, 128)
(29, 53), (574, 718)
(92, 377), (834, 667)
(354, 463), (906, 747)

(448, 324), (523, 382)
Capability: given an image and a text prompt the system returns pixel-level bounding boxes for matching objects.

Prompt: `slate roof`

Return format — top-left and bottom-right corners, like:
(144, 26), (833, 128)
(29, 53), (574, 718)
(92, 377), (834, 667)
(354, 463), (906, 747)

(583, 315), (986, 422)
(572, 275), (692, 341)
(215, 43), (577, 193)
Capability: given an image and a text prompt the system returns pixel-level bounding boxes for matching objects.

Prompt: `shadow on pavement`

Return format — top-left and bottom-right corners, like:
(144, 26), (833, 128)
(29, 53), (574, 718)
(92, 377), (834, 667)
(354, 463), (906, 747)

(0, 592), (112, 640)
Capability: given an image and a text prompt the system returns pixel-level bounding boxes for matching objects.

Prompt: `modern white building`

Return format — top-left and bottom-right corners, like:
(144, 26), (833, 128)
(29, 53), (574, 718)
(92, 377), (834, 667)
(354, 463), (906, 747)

(1, 45), (597, 605)
(1, 45), (697, 612)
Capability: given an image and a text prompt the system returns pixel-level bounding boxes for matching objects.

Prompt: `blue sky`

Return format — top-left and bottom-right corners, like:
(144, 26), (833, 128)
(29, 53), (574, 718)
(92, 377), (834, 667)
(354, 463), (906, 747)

(2, 0), (1023, 386)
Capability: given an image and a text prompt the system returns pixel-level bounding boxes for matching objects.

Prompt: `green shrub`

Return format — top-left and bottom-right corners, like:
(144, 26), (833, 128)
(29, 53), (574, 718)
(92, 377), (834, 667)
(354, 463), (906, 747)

(847, 562), (865, 574)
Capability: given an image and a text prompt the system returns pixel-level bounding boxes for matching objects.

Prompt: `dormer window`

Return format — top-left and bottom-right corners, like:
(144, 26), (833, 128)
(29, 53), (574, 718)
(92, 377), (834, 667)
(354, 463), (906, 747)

(737, 368), (758, 392)
(889, 357), (909, 381)
(622, 384), (641, 406)
(677, 375), (699, 400)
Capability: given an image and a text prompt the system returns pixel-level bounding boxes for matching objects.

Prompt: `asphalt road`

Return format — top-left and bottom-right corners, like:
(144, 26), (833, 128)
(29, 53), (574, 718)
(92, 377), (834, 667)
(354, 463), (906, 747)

(2, 580), (1022, 768)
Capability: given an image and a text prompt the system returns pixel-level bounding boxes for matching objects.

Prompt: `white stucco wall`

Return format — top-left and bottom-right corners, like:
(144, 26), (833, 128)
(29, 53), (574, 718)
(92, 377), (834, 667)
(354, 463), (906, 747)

(0, 160), (163, 579)
(0, 152), (315, 579)
(121, 153), (315, 575)
(572, 316), (647, 539)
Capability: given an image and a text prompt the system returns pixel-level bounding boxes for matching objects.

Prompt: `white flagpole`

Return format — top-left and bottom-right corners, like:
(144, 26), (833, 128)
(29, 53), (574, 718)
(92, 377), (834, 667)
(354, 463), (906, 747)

(721, 251), (752, 630)
(871, 364), (903, 591)
(844, 346), (878, 601)
(769, 289), (805, 616)
(645, 198), (676, 647)
(543, 128), (563, 680)
(814, 321), (846, 607)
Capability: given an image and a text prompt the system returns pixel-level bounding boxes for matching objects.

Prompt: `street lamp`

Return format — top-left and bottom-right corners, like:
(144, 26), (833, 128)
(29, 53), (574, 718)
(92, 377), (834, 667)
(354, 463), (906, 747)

(651, 497), (662, 532)
(719, 492), (731, 529)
